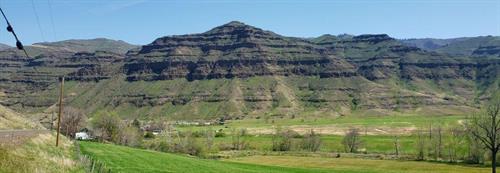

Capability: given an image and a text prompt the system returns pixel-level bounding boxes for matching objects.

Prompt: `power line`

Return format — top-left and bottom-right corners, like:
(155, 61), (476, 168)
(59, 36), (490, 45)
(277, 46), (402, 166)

(0, 7), (30, 58)
(47, 0), (57, 41)
(31, 0), (46, 42)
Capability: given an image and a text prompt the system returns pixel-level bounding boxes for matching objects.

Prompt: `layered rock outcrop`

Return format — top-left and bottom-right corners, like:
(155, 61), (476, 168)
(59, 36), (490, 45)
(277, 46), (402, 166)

(0, 21), (498, 119)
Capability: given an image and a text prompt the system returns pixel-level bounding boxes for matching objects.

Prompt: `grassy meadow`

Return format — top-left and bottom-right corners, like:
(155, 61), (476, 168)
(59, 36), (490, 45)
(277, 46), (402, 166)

(80, 141), (488, 173)
(79, 141), (331, 173)
(228, 155), (489, 173)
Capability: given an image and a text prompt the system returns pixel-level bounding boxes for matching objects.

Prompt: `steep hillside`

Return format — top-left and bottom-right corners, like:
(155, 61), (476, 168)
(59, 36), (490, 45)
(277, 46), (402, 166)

(0, 21), (498, 120)
(0, 39), (129, 111)
(0, 104), (42, 129)
(0, 133), (83, 173)
(124, 21), (356, 81)
(0, 43), (12, 51)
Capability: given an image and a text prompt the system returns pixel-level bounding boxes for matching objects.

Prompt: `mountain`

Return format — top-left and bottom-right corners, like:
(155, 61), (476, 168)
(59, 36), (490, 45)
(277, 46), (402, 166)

(33, 38), (138, 54)
(0, 21), (498, 121)
(399, 38), (468, 51)
(400, 36), (500, 56)
(0, 39), (133, 112)
(0, 43), (12, 51)
(124, 21), (356, 81)
(435, 36), (500, 56)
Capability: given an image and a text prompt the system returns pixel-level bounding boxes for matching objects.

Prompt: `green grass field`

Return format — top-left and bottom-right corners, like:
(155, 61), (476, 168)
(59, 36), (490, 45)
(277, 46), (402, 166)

(79, 141), (487, 173)
(79, 141), (331, 173)
(176, 113), (464, 133)
(228, 156), (489, 173)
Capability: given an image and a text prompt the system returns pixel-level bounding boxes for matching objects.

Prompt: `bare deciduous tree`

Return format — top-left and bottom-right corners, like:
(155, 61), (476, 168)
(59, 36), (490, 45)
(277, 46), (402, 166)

(342, 128), (361, 153)
(467, 132), (485, 164)
(467, 93), (500, 173)
(301, 129), (321, 152)
(117, 125), (142, 147)
(272, 127), (295, 151)
(205, 128), (215, 151)
(393, 135), (400, 157)
(60, 107), (87, 139)
(415, 128), (426, 160)
(446, 126), (465, 162)
(431, 124), (443, 159)
(231, 128), (248, 150)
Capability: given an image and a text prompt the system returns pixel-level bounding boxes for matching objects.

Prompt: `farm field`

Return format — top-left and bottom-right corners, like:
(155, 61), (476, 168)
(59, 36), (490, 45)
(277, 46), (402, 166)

(80, 141), (488, 173)
(176, 113), (465, 135)
(228, 155), (490, 173)
(79, 141), (331, 173)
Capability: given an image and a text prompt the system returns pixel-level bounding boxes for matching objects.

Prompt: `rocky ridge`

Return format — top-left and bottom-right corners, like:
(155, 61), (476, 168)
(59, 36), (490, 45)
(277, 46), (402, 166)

(0, 21), (498, 120)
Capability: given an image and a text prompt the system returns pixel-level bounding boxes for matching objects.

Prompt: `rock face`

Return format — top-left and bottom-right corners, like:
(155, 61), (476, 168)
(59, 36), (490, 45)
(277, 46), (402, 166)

(0, 39), (133, 109)
(0, 21), (498, 120)
(124, 21), (356, 81)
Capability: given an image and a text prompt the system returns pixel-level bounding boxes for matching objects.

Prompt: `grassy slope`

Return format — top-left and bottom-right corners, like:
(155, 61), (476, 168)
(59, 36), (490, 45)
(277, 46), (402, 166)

(0, 133), (83, 173)
(228, 156), (489, 173)
(39, 75), (474, 121)
(79, 141), (333, 173)
(0, 104), (43, 130)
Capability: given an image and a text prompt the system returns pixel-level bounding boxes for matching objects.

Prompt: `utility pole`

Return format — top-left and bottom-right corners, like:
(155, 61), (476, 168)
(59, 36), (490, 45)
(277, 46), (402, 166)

(56, 76), (64, 147)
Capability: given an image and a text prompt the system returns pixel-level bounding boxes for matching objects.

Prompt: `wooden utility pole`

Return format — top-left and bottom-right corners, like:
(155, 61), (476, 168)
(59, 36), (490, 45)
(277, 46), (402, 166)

(56, 76), (64, 147)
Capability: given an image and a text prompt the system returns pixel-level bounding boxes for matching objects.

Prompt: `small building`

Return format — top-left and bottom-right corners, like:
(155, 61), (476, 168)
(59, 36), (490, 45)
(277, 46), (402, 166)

(75, 132), (91, 140)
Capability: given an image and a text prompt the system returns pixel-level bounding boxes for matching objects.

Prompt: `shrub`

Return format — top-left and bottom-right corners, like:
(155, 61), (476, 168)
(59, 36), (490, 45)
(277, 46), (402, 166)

(215, 130), (226, 138)
(301, 129), (321, 152)
(144, 132), (155, 139)
(342, 128), (362, 153)
(231, 128), (249, 150)
(272, 128), (295, 151)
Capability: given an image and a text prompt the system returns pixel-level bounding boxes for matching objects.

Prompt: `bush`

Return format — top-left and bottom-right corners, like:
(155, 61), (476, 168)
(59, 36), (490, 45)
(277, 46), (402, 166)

(144, 132), (155, 139)
(215, 130), (226, 138)
(117, 126), (143, 147)
(231, 128), (249, 150)
(301, 129), (321, 152)
(183, 135), (206, 157)
(91, 111), (121, 142)
(191, 130), (205, 138)
(342, 128), (362, 153)
(272, 128), (295, 151)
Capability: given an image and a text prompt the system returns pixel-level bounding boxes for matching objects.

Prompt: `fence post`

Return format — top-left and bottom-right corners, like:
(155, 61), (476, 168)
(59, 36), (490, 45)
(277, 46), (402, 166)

(91, 159), (95, 172)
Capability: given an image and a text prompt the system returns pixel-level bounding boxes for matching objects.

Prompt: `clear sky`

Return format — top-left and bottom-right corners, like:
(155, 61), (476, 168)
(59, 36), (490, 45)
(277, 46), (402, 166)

(0, 0), (498, 46)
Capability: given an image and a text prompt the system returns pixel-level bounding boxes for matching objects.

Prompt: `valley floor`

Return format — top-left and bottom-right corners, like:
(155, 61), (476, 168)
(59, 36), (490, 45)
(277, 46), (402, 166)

(228, 156), (489, 173)
(80, 141), (489, 173)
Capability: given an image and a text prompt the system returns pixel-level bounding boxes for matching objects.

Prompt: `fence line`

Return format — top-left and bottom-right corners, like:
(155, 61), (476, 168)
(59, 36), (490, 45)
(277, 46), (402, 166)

(75, 141), (111, 173)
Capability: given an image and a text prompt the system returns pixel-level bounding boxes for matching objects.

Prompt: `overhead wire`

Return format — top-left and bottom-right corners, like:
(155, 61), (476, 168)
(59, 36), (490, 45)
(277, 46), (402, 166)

(0, 7), (30, 58)
(47, 0), (56, 41)
(31, 0), (46, 42)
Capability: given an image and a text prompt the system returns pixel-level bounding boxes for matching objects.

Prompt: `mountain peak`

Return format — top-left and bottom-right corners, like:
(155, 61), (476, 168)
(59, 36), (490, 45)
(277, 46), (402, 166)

(223, 21), (247, 27)
(203, 21), (272, 36)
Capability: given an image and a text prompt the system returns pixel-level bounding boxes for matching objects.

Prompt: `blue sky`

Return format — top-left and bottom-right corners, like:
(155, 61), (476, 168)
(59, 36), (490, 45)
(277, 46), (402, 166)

(0, 0), (498, 46)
